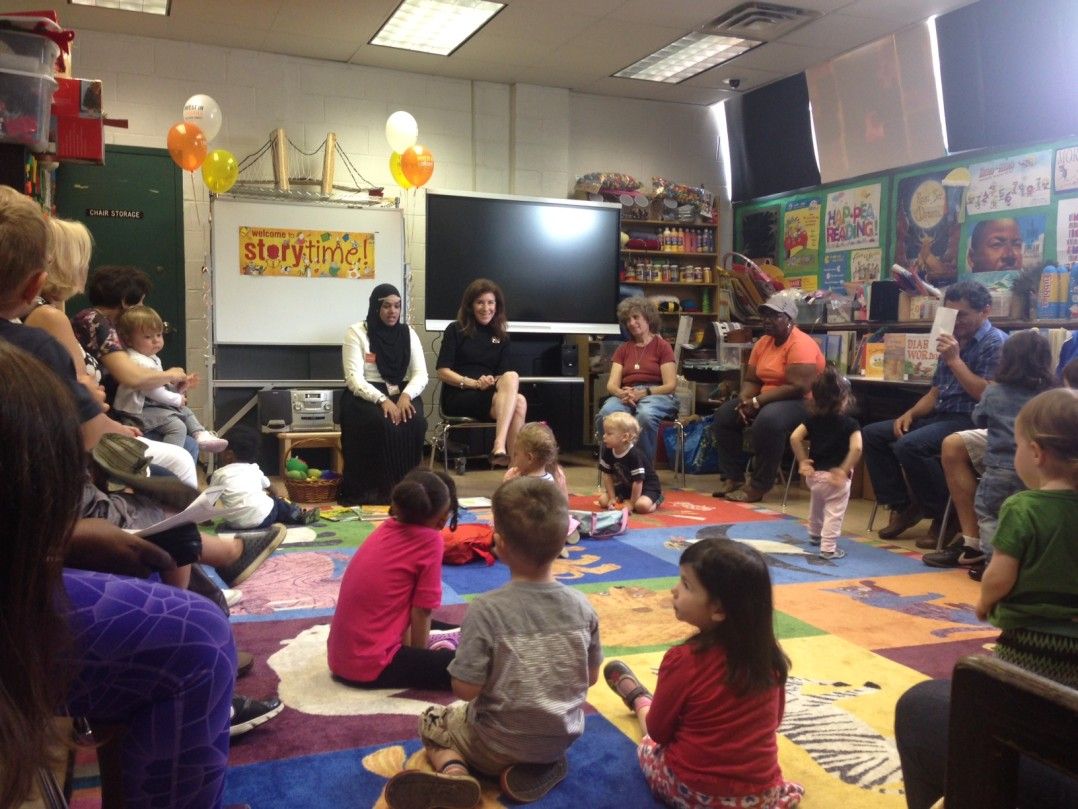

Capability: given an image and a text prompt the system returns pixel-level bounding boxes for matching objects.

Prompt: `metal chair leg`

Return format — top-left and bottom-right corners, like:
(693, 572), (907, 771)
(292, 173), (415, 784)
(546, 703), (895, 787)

(867, 500), (879, 532)
(936, 496), (953, 551)
(781, 456), (797, 513)
(673, 419), (686, 489)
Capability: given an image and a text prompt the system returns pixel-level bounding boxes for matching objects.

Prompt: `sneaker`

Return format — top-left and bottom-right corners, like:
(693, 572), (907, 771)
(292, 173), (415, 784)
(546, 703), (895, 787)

(236, 650), (254, 677)
(300, 507), (320, 525)
(878, 504), (924, 539)
(500, 756), (568, 803)
(923, 544), (984, 568)
(215, 524), (287, 587)
(808, 535), (822, 546)
(195, 431), (228, 453)
(229, 695), (283, 737)
(427, 628), (461, 652)
(968, 562), (986, 582)
(384, 770), (481, 809)
(223, 588), (244, 608)
(91, 433), (200, 511)
(819, 549), (846, 560)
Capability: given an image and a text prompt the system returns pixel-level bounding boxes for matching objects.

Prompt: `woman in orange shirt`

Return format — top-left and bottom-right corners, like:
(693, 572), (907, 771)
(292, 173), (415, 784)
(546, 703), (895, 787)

(712, 291), (824, 503)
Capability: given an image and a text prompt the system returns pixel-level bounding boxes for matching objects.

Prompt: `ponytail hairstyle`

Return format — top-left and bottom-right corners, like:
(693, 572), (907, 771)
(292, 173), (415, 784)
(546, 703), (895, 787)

(389, 469), (459, 529)
(679, 537), (789, 695)
(513, 421), (559, 475)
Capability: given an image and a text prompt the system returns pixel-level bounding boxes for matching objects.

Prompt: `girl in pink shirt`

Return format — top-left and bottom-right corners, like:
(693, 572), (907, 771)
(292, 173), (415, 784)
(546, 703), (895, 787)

(328, 469), (459, 690)
(604, 538), (804, 808)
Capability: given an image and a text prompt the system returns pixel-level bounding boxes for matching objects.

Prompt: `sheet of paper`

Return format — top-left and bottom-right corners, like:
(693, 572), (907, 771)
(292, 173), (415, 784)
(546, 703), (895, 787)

(133, 485), (243, 537)
(458, 496), (492, 508)
(928, 306), (957, 347)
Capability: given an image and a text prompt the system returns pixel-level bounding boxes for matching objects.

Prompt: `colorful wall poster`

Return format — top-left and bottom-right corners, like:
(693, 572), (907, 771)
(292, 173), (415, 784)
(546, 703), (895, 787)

(892, 171), (962, 285)
(966, 150), (1052, 215)
(782, 199), (820, 273)
(1056, 198), (1078, 264)
(739, 207), (779, 261)
(821, 253), (848, 292)
(1054, 146), (1078, 193)
(238, 226), (375, 278)
(962, 214), (1045, 273)
(825, 183), (881, 251)
(785, 274), (819, 292)
(850, 248), (882, 282)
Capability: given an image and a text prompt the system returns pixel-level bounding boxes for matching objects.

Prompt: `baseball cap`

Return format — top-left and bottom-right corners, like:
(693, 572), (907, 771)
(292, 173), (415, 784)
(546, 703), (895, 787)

(759, 291), (798, 320)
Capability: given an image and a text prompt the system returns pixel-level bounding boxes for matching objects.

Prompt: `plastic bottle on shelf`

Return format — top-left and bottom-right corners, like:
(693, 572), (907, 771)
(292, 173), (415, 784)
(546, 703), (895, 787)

(661, 227), (671, 252)
(686, 228), (696, 253)
(702, 289), (711, 313)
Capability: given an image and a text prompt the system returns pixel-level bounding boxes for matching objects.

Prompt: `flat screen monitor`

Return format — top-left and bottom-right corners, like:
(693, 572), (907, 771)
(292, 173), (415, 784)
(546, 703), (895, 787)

(424, 190), (621, 334)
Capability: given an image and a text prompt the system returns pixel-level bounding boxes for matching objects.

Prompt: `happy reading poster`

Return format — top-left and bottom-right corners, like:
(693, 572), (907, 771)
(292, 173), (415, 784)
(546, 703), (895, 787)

(893, 171), (962, 285)
(825, 184), (881, 251)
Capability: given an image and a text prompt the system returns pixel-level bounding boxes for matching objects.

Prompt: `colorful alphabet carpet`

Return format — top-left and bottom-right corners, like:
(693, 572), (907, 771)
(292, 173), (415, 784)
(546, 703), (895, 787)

(69, 490), (995, 808)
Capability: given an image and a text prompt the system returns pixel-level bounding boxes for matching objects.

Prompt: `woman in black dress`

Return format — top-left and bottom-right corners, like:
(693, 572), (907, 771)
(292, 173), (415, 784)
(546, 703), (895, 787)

(435, 279), (526, 466)
(339, 284), (429, 504)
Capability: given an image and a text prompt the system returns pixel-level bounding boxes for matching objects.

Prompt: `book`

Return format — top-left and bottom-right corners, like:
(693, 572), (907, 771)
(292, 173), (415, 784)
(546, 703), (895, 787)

(928, 306), (957, 348)
(319, 505), (360, 522)
(864, 343), (886, 378)
(458, 496), (492, 509)
(883, 333), (907, 380)
(904, 333), (937, 380)
(358, 505), (391, 521)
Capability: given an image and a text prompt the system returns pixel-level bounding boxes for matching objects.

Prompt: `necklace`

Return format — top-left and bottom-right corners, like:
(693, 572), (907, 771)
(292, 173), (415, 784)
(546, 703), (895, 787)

(629, 337), (651, 370)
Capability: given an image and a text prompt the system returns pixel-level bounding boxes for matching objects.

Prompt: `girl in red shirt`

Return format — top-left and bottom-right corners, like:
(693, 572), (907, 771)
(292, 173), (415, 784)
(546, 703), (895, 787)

(604, 538), (804, 808)
(328, 469), (460, 690)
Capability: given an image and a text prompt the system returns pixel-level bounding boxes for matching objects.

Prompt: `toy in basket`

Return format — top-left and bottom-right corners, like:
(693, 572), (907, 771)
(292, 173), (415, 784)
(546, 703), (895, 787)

(284, 454), (340, 503)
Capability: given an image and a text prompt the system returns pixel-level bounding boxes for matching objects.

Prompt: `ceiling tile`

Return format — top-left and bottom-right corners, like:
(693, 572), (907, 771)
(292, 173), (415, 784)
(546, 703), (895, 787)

(780, 12), (906, 49)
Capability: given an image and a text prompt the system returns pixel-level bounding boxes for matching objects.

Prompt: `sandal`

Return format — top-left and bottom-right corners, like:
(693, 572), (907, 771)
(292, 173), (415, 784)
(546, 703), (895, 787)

(603, 660), (652, 710)
(725, 486), (765, 503)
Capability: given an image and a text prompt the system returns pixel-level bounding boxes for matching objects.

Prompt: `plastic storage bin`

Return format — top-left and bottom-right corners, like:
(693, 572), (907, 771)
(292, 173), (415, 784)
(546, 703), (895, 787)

(0, 28), (60, 74)
(0, 67), (58, 152)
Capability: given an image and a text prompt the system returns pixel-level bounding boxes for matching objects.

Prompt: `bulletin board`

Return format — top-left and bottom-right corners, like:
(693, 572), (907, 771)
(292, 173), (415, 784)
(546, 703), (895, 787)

(210, 196), (404, 345)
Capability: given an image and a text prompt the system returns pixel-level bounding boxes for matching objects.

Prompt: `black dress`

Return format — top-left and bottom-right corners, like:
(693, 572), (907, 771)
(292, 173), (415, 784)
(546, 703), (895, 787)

(436, 322), (510, 419)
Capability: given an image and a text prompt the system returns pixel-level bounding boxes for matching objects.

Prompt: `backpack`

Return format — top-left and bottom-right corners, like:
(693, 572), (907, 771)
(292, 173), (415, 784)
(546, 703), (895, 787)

(569, 507), (629, 539)
(441, 523), (496, 565)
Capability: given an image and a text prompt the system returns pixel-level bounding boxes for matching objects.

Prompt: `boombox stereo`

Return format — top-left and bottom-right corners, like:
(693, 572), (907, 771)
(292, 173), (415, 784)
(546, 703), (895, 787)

(258, 389), (342, 433)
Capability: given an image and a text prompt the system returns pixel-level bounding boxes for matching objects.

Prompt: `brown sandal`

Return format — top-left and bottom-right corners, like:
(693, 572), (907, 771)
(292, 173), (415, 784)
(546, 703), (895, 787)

(603, 660), (652, 710)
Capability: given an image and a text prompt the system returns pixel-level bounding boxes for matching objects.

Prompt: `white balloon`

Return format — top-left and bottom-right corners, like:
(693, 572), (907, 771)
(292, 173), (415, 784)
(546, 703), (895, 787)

(385, 110), (418, 154)
(183, 94), (223, 142)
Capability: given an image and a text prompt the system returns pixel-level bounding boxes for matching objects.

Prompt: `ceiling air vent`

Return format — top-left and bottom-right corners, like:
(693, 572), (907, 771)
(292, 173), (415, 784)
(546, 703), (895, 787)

(700, 2), (818, 42)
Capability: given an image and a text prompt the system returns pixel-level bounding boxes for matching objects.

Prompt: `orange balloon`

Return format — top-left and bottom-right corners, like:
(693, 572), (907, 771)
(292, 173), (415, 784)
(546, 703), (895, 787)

(400, 145), (435, 188)
(167, 122), (208, 172)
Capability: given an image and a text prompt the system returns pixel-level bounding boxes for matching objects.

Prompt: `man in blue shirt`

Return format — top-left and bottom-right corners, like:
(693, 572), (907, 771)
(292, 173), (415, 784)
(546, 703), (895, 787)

(864, 280), (1006, 541)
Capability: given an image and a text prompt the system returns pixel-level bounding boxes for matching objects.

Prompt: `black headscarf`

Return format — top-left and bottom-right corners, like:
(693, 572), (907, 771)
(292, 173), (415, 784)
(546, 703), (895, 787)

(365, 283), (410, 387)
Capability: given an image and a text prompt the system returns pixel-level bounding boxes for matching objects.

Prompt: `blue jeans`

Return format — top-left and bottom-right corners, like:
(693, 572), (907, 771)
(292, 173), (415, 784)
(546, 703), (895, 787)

(712, 397), (807, 492)
(863, 412), (973, 519)
(975, 467), (1024, 559)
(595, 393), (679, 464)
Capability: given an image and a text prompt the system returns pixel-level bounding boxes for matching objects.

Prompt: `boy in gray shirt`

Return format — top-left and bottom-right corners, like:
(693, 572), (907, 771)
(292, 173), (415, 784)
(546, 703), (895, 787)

(386, 477), (602, 808)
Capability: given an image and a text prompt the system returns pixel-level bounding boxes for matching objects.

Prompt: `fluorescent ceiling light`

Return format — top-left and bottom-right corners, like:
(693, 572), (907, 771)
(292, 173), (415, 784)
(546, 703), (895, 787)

(370, 0), (505, 57)
(615, 32), (760, 84)
(69, 0), (170, 15)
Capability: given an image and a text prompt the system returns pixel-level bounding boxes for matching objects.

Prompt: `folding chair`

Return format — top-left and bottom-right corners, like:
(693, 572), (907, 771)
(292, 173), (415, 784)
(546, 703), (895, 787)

(427, 383), (497, 474)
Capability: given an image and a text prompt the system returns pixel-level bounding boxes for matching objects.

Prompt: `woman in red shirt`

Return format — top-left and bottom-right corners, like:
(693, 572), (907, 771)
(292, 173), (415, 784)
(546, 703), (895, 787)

(604, 538), (804, 809)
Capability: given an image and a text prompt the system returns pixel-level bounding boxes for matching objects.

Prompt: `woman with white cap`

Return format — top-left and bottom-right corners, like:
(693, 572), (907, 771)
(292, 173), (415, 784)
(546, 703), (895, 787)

(712, 290), (824, 502)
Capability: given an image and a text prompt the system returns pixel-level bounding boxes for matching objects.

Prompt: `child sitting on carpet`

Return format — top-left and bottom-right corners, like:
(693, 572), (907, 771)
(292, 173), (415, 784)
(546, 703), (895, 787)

(598, 411), (663, 513)
(328, 469), (461, 690)
(502, 421), (568, 495)
(604, 538), (805, 809)
(209, 425), (320, 529)
(503, 421), (578, 555)
(385, 478), (602, 808)
(114, 305), (227, 453)
(975, 388), (1078, 687)
(789, 368), (861, 560)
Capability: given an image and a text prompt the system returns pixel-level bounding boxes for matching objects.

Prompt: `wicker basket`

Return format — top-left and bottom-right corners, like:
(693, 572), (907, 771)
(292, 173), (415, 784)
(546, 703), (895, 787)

(284, 476), (340, 503)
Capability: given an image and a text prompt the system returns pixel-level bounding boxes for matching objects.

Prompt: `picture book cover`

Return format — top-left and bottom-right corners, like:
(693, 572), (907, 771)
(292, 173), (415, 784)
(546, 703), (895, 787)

(883, 333), (907, 380)
(904, 333), (936, 380)
(864, 343), (886, 378)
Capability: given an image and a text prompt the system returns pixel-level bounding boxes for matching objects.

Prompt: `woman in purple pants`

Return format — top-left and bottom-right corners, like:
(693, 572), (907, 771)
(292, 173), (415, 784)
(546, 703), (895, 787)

(0, 342), (234, 809)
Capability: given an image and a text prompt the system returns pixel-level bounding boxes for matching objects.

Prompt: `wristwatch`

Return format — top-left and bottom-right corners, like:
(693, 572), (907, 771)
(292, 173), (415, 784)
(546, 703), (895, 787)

(752, 395), (760, 409)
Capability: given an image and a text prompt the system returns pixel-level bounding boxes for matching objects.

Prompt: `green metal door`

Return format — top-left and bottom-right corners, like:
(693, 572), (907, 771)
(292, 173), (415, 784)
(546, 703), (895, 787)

(56, 146), (187, 371)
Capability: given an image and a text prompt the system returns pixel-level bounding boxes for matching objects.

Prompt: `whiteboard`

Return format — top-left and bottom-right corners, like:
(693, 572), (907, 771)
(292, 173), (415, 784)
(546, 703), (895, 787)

(210, 196), (404, 345)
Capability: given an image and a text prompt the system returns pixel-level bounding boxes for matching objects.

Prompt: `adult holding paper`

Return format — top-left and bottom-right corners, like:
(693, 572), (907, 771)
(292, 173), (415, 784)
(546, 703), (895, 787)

(594, 296), (679, 464)
(863, 280), (1006, 541)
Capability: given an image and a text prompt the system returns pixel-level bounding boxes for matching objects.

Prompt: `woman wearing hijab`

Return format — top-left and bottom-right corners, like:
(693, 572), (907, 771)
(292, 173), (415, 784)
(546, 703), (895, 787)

(339, 284), (429, 505)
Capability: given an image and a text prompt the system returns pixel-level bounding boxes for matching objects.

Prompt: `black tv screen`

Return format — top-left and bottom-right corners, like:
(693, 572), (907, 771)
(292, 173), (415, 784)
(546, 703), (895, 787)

(424, 190), (621, 334)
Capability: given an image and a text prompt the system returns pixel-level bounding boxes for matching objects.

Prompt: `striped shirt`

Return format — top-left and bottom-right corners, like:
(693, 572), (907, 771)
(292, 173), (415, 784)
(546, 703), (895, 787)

(448, 580), (602, 762)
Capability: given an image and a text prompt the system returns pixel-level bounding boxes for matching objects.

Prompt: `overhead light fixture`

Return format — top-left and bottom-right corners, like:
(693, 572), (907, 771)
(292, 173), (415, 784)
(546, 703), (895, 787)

(370, 0), (505, 57)
(69, 0), (171, 15)
(614, 32), (760, 84)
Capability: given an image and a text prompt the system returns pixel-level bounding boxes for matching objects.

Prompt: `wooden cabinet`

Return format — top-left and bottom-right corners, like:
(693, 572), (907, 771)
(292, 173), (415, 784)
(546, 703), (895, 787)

(620, 219), (720, 340)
